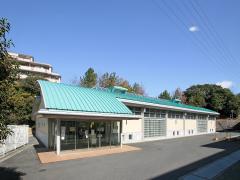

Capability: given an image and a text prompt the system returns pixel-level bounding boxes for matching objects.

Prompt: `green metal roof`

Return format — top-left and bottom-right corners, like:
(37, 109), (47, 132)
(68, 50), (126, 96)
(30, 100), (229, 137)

(111, 91), (218, 114)
(38, 80), (132, 114)
(38, 80), (218, 115)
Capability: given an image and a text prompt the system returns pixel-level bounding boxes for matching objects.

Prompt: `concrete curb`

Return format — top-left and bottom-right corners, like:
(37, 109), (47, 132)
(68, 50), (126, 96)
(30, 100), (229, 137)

(179, 150), (240, 180)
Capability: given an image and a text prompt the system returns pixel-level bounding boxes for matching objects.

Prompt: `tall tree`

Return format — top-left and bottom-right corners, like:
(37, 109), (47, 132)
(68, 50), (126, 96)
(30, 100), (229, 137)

(80, 68), (97, 88)
(0, 18), (18, 143)
(132, 83), (145, 95)
(98, 72), (119, 88)
(184, 84), (239, 117)
(173, 88), (182, 100)
(8, 76), (45, 125)
(158, 90), (171, 100)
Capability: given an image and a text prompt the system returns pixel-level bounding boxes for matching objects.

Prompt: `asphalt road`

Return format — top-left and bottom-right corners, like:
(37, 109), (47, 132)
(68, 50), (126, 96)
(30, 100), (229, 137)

(1, 134), (240, 180)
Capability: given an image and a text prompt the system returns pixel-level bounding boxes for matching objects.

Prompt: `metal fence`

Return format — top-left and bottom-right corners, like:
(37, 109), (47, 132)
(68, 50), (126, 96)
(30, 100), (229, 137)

(0, 125), (29, 156)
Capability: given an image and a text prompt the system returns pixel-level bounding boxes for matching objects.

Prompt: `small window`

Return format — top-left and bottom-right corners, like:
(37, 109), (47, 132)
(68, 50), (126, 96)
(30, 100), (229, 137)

(173, 131), (175, 136)
(129, 134), (133, 140)
(177, 131), (179, 135)
(192, 130), (193, 134)
(188, 130), (190, 134)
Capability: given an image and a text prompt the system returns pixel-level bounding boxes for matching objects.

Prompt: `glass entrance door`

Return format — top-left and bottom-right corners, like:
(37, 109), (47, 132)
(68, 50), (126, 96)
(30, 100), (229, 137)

(60, 121), (76, 150)
(60, 120), (121, 151)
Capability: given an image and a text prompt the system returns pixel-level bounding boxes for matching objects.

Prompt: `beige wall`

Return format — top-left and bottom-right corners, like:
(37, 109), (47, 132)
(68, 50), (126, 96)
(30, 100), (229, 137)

(185, 119), (197, 136)
(208, 120), (216, 133)
(122, 118), (143, 143)
(122, 119), (142, 133)
(167, 118), (184, 137)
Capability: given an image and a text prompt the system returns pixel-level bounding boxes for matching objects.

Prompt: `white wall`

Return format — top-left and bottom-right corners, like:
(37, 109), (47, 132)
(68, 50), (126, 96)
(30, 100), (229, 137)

(36, 118), (49, 147)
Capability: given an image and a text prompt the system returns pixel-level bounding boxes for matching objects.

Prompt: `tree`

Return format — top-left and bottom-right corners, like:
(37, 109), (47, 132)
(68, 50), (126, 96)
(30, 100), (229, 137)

(0, 18), (18, 143)
(19, 75), (43, 95)
(173, 88), (182, 99)
(8, 76), (46, 125)
(184, 84), (239, 118)
(80, 68), (97, 88)
(158, 90), (171, 100)
(99, 72), (119, 88)
(132, 83), (145, 95)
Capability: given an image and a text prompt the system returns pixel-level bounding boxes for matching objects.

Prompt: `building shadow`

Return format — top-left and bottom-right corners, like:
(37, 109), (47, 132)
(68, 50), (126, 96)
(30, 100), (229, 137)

(150, 137), (240, 180)
(32, 135), (49, 153)
(0, 167), (26, 180)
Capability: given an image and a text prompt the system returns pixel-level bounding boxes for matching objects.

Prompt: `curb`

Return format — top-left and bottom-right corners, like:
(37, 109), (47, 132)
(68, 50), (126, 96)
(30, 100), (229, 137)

(179, 150), (240, 180)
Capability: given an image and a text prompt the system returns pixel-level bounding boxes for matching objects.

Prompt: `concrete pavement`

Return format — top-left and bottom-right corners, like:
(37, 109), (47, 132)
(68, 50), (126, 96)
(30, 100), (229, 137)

(1, 134), (240, 180)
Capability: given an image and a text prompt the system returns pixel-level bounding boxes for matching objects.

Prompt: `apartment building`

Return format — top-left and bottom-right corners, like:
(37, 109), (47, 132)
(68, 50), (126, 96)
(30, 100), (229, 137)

(9, 52), (61, 82)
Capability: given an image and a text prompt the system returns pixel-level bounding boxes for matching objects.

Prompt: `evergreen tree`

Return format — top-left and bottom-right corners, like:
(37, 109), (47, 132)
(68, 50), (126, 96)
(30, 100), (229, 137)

(80, 68), (97, 88)
(184, 84), (239, 118)
(0, 18), (19, 143)
(158, 90), (171, 100)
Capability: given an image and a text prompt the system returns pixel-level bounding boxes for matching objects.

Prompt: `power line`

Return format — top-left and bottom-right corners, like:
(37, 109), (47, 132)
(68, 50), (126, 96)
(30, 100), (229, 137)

(193, 1), (240, 65)
(151, 0), (238, 79)
(188, 0), (240, 67)
(178, 0), (238, 74)
(152, 0), (230, 77)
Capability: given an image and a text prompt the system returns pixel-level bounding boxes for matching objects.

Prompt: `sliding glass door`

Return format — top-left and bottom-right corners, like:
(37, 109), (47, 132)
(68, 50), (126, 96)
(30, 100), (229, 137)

(60, 120), (120, 151)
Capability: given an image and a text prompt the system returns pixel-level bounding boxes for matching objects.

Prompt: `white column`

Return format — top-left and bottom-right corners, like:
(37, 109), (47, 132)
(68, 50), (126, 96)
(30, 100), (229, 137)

(120, 120), (123, 148)
(207, 115), (209, 133)
(183, 113), (186, 136)
(56, 119), (61, 155)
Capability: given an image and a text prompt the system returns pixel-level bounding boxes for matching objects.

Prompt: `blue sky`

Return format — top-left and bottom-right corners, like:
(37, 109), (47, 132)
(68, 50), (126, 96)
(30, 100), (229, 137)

(2, 0), (240, 96)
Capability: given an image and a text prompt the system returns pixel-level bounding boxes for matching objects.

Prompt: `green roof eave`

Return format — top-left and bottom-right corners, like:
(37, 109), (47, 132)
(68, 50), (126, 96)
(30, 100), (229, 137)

(38, 80), (132, 115)
(113, 92), (219, 115)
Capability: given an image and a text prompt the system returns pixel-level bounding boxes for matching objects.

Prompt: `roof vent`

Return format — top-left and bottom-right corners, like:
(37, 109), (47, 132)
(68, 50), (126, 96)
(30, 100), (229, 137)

(172, 98), (181, 104)
(110, 86), (128, 94)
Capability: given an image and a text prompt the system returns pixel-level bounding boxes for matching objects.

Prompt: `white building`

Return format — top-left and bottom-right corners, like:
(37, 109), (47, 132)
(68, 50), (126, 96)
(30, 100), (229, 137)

(33, 81), (219, 155)
(9, 52), (61, 83)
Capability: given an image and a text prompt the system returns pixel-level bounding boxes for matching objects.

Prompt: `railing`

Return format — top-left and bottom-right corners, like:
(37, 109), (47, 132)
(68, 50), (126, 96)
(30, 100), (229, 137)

(0, 125), (29, 157)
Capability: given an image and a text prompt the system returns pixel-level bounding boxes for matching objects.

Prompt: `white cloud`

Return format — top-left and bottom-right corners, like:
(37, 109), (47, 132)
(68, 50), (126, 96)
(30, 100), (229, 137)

(216, 81), (233, 89)
(189, 26), (199, 32)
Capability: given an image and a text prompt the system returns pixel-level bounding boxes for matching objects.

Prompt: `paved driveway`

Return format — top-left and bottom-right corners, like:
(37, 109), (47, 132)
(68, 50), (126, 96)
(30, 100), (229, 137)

(1, 134), (240, 180)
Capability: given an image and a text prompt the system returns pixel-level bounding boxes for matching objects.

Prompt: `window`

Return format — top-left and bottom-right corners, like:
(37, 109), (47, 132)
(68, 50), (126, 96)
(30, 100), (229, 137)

(186, 113), (196, 119)
(173, 131), (175, 136)
(198, 115), (207, 120)
(144, 108), (166, 118)
(177, 131), (179, 135)
(168, 111), (183, 119)
(129, 134), (133, 140)
(209, 116), (215, 120)
(128, 106), (142, 115)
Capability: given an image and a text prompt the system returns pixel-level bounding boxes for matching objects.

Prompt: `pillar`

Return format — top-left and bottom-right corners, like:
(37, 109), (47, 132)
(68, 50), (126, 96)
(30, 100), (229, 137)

(56, 119), (60, 155)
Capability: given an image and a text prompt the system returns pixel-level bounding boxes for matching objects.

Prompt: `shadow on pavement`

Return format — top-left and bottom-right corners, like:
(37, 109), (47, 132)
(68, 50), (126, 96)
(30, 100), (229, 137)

(150, 138), (240, 180)
(0, 167), (26, 180)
